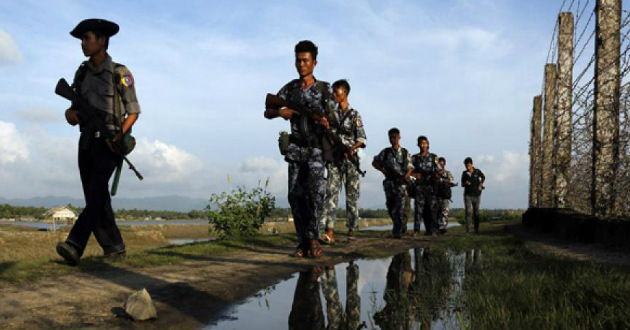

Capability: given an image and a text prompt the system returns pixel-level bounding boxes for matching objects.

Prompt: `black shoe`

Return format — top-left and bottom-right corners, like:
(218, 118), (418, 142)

(439, 228), (448, 234)
(56, 242), (80, 266)
(103, 249), (126, 260)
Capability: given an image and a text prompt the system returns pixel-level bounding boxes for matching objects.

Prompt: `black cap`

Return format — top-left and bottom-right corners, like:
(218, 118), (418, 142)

(70, 18), (119, 38)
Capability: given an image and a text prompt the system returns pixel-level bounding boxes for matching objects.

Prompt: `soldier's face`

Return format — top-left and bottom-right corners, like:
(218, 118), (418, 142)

(466, 163), (474, 172)
(295, 52), (316, 78)
(333, 88), (347, 103)
(419, 139), (429, 152)
(389, 134), (400, 146)
(439, 160), (446, 169)
(81, 31), (106, 57)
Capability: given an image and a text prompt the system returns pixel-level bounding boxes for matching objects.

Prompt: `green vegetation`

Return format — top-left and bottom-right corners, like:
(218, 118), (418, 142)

(0, 233), (295, 283)
(429, 225), (630, 330)
(0, 204), (47, 220)
(206, 182), (275, 238)
(0, 203), (206, 221)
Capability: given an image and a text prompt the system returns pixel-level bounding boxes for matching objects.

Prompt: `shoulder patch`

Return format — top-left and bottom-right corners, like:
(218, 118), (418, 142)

(120, 71), (134, 87)
(356, 115), (363, 127)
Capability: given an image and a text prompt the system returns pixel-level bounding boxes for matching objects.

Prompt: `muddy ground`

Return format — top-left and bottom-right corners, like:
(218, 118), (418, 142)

(1, 222), (628, 330)
(0, 231), (432, 330)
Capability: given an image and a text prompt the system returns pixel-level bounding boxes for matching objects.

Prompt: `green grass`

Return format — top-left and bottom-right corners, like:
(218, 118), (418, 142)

(0, 233), (297, 283)
(431, 224), (630, 330)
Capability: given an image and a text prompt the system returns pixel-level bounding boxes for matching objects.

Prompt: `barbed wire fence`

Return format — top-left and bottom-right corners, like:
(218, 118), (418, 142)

(533, 0), (630, 218)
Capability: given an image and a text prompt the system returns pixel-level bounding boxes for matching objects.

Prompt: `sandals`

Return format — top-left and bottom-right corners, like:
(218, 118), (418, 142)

(348, 230), (357, 242)
(308, 239), (324, 258)
(320, 229), (335, 245)
(293, 245), (305, 258)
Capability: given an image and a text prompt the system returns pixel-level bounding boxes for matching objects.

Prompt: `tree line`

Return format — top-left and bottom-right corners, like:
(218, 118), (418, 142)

(0, 204), (206, 221)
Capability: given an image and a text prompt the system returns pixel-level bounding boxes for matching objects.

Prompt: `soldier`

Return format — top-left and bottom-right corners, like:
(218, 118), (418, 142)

(320, 79), (367, 244)
(264, 40), (332, 258)
(462, 157), (485, 233)
(411, 136), (439, 237)
(372, 128), (413, 239)
(435, 157), (456, 234)
(56, 19), (141, 266)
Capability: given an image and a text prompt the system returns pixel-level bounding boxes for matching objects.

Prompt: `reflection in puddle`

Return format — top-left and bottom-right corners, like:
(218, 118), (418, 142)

(205, 248), (481, 330)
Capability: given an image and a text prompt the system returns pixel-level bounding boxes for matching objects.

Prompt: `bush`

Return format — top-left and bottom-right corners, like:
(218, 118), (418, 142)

(205, 181), (275, 238)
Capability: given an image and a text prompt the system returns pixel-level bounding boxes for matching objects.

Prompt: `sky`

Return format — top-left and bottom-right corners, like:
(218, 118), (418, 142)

(0, 0), (572, 209)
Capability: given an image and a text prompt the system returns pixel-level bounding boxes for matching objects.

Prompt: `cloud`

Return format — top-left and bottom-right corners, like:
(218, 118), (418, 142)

(132, 138), (205, 184)
(0, 121), (28, 164)
(14, 106), (60, 123)
(494, 151), (529, 183)
(0, 29), (23, 64)
(240, 156), (281, 172)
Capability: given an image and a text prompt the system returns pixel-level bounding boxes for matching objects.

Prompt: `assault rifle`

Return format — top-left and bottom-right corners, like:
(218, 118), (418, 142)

(265, 93), (366, 177)
(55, 78), (143, 181)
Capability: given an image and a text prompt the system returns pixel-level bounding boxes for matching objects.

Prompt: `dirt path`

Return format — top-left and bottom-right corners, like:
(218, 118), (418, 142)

(0, 235), (432, 330)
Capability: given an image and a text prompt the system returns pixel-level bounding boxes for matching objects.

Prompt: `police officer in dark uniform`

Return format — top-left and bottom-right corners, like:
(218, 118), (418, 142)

(56, 19), (141, 265)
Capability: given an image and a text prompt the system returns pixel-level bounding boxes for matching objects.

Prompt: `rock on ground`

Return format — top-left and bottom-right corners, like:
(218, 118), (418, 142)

(124, 288), (157, 321)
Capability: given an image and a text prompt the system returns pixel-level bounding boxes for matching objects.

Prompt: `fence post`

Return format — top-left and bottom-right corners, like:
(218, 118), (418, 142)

(556, 12), (574, 208)
(530, 95), (543, 208)
(592, 0), (621, 217)
(542, 63), (558, 208)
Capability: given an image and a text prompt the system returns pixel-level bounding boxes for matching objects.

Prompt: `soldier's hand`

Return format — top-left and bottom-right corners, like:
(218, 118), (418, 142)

(64, 109), (80, 126)
(278, 107), (299, 120)
(112, 132), (123, 143)
(319, 116), (330, 130)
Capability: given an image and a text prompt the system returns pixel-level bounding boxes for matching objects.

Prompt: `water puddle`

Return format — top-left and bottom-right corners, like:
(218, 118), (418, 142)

(168, 238), (214, 246)
(205, 248), (482, 330)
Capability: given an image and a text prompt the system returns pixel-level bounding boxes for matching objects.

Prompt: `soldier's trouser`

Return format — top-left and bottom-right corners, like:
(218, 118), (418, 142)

(288, 149), (326, 249)
(464, 195), (481, 232)
(67, 136), (125, 256)
(384, 180), (406, 236)
(414, 186), (438, 234)
(322, 159), (360, 231)
(320, 267), (344, 329)
(289, 268), (325, 330)
(436, 197), (450, 229)
(346, 263), (361, 330)
(402, 195), (411, 233)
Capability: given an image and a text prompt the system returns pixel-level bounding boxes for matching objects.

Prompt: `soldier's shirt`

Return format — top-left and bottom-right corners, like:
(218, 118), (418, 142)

(412, 153), (439, 185)
(277, 78), (333, 144)
(330, 103), (367, 149)
(374, 147), (412, 179)
(73, 55), (141, 130)
(440, 169), (454, 183)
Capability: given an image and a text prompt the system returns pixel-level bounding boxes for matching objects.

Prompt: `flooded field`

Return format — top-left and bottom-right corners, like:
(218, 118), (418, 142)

(207, 248), (480, 330)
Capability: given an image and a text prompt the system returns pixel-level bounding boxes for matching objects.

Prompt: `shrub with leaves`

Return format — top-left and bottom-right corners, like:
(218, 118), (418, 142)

(205, 180), (276, 238)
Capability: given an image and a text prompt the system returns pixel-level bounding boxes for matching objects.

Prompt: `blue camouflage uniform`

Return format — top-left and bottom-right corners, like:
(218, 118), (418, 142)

(374, 147), (412, 237)
(277, 78), (333, 250)
(411, 153), (439, 235)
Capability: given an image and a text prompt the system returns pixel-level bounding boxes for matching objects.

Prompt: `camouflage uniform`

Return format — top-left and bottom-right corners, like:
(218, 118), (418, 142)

(345, 262), (361, 330)
(373, 251), (414, 330)
(322, 105), (367, 232)
(374, 147), (412, 236)
(278, 78), (333, 250)
(320, 267), (344, 330)
(289, 268), (325, 330)
(436, 169), (454, 230)
(411, 153), (439, 234)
